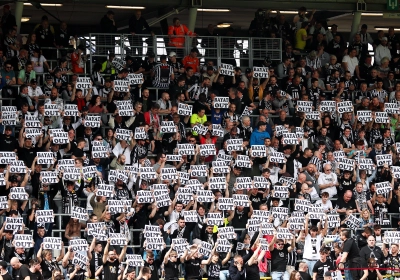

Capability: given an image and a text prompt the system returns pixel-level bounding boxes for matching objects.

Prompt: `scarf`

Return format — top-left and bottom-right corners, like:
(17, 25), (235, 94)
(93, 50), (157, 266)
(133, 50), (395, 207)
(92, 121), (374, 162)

(20, 92), (33, 107)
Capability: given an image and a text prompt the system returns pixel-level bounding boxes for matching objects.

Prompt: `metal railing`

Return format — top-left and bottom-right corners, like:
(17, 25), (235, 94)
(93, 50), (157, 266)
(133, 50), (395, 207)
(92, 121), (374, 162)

(84, 33), (282, 72)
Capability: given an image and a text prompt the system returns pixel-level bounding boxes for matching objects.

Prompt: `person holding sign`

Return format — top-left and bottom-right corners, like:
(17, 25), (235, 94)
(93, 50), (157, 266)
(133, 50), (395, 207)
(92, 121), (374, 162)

(269, 232), (295, 280)
(102, 238), (127, 280)
(37, 242), (65, 280)
(163, 244), (187, 280)
(71, 84), (92, 111)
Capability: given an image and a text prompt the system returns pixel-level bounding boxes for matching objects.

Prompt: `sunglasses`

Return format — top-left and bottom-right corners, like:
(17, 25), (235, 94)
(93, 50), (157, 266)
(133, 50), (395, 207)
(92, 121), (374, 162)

(277, 243), (284, 246)
(170, 255), (177, 258)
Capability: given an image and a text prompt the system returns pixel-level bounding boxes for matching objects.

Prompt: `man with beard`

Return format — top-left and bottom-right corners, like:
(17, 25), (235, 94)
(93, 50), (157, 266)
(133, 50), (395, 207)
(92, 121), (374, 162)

(48, 87), (64, 110)
(302, 163), (319, 194)
(102, 238), (128, 280)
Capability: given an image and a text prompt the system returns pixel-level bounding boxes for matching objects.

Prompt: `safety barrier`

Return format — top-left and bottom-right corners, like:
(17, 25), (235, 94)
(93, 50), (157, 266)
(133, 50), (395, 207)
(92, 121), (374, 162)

(82, 33), (282, 72)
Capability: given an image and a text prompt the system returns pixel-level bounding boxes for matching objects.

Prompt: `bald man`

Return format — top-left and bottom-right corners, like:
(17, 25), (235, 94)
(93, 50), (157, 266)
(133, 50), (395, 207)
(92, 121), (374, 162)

(336, 190), (357, 220)
(317, 163), (338, 198)
(10, 257), (31, 280)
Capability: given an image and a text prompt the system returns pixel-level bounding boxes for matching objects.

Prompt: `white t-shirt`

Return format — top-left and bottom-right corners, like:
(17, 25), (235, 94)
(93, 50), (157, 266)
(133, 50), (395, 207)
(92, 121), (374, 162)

(318, 172), (338, 198)
(28, 86), (44, 97)
(303, 234), (322, 260)
(112, 142), (132, 165)
(315, 199), (333, 212)
(31, 55), (47, 73)
(342, 55), (359, 76)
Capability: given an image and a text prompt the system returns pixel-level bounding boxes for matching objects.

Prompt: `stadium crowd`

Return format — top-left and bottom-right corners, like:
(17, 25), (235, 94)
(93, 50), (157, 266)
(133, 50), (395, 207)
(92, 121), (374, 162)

(1, 4), (400, 280)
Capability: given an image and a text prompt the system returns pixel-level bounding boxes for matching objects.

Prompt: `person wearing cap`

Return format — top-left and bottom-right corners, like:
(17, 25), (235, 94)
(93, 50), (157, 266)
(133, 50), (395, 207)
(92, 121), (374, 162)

(250, 121), (270, 146)
(168, 51), (185, 79)
(168, 17), (197, 58)
(182, 48), (200, 73)
(375, 37), (391, 66)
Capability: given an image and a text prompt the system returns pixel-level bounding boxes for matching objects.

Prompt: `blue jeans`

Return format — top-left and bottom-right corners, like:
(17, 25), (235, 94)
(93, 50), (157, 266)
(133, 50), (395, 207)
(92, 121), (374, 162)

(219, 270), (229, 280)
(271, 271), (285, 280)
(345, 267), (354, 280)
(304, 259), (318, 276)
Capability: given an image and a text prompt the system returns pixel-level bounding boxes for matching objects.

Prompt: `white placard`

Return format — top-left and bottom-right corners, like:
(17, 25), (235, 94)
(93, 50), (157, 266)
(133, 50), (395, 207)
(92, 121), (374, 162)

(337, 101), (353, 114)
(112, 57), (125, 71)
(76, 77), (92, 90)
(9, 187), (28, 200)
(113, 80), (129, 92)
(44, 103), (59, 116)
(376, 154), (392, 167)
(14, 234), (33, 248)
(357, 111), (373, 123)
(36, 210), (54, 224)
(116, 101), (134, 116)
(214, 97), (229, 109)
(219, 63), (234, 76)
(252, 66), (269, 78)
(178, 103), (192, 116)
(5, 217), (23, 231)
(0, 152), (16, 164)
(128, 73), (143, 85)
(84, 115), (101, 128)
(71, 206), (88, 221)
(160, 121), (176, 133)
(177, 144), (196, 155)
(43, 237), (62, 250)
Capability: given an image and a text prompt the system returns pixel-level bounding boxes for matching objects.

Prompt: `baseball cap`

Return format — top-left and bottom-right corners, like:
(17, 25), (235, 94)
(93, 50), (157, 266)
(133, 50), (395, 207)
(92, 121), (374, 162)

(169, 51), (177, 57)
(82, 106), (89, 111)
(45, 75), (53, 80)
(245, 68), (252, 74)
(30, 79), (37, 84)
(264, 56), (271, 63)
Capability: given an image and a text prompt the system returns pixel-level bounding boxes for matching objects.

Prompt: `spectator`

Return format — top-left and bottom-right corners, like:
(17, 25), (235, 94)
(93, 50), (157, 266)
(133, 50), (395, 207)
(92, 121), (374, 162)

(168, 17), (196, 58)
